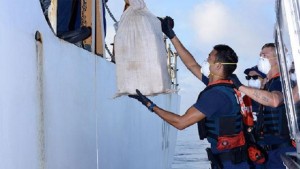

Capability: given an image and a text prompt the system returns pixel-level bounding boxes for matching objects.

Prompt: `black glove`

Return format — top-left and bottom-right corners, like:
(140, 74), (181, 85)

(158, 16), (176, 39)
(128, 89), (156, 112)
(229, 74), (243, 89)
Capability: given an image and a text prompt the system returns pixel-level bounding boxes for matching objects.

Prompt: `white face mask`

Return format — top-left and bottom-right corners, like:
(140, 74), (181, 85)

(201, 61), (210, 77)
(248, 79), (261, 89)
(257, 57), (271, 74)
(290, 73), (297, 82)
(285, 55), (293, 71)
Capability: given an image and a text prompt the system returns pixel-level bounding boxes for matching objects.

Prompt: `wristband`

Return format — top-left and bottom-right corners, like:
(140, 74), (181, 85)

(148, 102), (156, 112)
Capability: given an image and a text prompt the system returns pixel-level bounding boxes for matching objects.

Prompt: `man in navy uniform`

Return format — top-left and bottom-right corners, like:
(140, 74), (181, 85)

(230, 43), (296, 169)
(129, 17), (250, 169)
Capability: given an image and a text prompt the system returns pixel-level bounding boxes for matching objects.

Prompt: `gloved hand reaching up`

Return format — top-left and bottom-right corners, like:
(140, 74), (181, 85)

(229, 74), (243, 89)
(129, 89), (157, 112)
(158, 16), (176, 39)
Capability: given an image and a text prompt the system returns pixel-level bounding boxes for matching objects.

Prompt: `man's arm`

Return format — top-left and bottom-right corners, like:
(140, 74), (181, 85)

(239, 85), (284, 107)
(171, 36), (203, 80)
(152, 105), (205, 130)
(129, 89), (206, 130)
(230, 74), (284, 107)
(160, 17), (203, 81)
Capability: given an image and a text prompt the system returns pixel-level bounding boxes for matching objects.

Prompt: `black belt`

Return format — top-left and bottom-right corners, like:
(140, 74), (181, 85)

(262, 141), (292, 151)
(215, 146), (247, 164)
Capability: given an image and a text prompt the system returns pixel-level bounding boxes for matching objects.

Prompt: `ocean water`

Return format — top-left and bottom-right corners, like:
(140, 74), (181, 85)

(171, 124), (211, 169)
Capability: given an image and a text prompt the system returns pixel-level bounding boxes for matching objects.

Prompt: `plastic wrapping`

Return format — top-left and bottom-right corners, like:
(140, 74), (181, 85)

(114, 0), (172, 96)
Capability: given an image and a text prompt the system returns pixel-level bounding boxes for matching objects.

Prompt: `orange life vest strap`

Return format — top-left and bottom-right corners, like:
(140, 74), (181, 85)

(208, 79), (247, 117)
(268, 72), (280, 80)
(242, 95), (254, 127)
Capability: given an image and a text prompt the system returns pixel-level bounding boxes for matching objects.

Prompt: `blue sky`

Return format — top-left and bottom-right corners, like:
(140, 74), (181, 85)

(105, 0), (276, 114)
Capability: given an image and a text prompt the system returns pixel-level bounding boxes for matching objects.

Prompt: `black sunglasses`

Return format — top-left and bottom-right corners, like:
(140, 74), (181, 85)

(245, 75), (259, 80)
(290, 69), (295, 73)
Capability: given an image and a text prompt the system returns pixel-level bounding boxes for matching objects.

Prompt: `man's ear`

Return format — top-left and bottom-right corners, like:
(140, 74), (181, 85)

(216, 62), (222, 70)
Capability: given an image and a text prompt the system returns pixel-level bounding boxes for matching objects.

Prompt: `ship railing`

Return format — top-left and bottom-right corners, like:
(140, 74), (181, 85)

(275, 0), (300, 167)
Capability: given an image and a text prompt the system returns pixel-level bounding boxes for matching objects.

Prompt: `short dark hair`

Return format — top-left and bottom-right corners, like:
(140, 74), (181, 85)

(213, 44), (238, 77)
(261, 43), (275, 49)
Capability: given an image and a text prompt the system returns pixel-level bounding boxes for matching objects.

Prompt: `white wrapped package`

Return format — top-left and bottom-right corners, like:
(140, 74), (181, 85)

(114, 0), (172, 96)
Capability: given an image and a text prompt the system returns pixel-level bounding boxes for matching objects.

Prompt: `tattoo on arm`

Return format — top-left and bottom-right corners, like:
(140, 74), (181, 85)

(253, 90), (269, 103)
(253, 90), (260, 99)
(262, 96), (269, 103)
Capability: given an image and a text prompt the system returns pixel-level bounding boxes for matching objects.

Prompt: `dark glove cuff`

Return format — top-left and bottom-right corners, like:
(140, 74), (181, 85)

(148, 102), (157, 112)
(168, 31), (176, 39)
